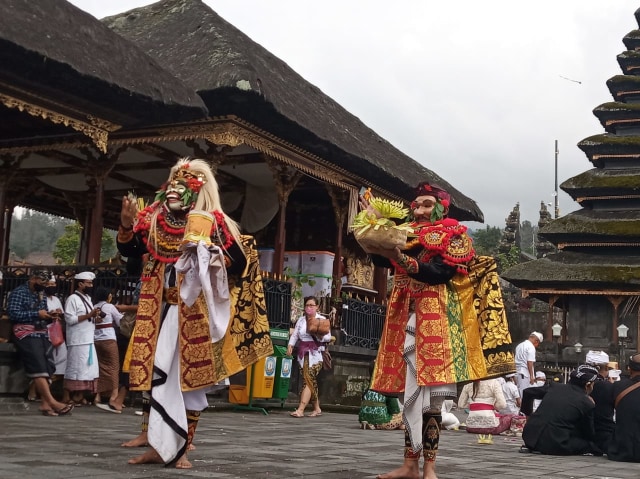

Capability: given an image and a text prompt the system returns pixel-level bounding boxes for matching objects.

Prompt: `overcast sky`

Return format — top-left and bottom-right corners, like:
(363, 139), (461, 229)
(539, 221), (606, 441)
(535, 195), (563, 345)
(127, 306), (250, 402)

(69, 0), (639, 227)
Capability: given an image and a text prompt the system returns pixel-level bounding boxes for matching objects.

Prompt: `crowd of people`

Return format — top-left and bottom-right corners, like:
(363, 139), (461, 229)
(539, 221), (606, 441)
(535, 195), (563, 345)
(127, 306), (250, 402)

(5, 167), (640, 478)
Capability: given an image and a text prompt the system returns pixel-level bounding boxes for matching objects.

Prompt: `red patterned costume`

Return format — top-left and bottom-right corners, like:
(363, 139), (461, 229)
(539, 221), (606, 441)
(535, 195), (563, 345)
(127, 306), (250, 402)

(366, 182), (514, 479)
(117, 159), (272, 467)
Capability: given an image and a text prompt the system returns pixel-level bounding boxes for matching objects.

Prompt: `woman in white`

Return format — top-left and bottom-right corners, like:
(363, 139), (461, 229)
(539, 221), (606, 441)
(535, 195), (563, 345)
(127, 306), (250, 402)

(458, 378), (510, 442)
(64, 271), (101, 405)
(286, 295), (331, 417)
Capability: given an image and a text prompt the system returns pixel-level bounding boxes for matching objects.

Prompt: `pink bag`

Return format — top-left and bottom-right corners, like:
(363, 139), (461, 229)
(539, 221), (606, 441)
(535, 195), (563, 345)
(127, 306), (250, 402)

(47, 320), (64, 347)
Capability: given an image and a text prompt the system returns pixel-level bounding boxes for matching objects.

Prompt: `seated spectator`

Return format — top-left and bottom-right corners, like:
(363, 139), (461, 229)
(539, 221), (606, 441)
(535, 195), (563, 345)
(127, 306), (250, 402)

(531, 371), (547, 412)
(499, 373), (521, 415)
(458, 378), (511, 444)
(608, 353), (640, 463)
(358, 361), (404, 430)
(522, 365), (600, 455)
(358, 388), (404, 430)
(586, 350), (615, 455)
(441, 399), (460, 430)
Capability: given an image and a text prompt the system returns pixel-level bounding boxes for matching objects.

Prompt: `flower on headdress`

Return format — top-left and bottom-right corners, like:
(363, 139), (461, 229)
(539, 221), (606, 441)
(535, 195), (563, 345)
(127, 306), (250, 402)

(441, 199), (450, 208)
(186, 177), (204, 193)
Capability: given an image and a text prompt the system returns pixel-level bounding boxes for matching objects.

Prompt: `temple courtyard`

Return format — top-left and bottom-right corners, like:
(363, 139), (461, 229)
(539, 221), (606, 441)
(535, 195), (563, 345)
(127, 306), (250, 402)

(0, 401), (637, 478)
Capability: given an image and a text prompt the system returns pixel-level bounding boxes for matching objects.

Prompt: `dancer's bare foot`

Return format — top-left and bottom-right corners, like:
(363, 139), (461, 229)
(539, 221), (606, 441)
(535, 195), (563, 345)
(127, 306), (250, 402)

(175, 454), (192, 469)
(128, 448), (163, 465)
(377, 463), (420, 479)
(121, 432), (149, 447)
(187, 443), (196, 451)
(423, 463), (438, 479)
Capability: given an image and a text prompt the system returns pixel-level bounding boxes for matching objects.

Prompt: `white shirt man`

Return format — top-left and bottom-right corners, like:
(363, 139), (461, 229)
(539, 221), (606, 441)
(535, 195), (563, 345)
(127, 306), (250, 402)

(514, 332), (542, 395)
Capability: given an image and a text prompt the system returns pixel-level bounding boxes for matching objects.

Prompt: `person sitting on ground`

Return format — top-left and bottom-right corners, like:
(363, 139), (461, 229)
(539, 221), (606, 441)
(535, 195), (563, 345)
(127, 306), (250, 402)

(522, 365), (600, 455)
(499, 373), (521, 415)
(607, 353), (640, 462)
(458, 378), (511, 443)
(359, 361), (404, 430)
(585, 350), (615, 456)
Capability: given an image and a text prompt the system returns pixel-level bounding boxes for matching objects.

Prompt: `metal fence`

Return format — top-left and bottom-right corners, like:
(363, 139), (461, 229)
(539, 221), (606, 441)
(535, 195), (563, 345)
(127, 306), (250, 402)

(340, 297), (386, 349)
(262, 276), (292, 330)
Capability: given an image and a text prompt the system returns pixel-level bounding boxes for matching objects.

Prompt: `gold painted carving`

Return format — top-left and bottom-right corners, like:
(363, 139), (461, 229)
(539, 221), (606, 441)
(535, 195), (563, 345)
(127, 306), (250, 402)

(0, 93), (120, 153)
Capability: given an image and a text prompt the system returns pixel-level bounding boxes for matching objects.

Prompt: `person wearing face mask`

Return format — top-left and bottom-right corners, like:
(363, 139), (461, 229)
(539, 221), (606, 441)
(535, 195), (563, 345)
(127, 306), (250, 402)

(45, 276), (67, 386)
(360, 182), (515, 479)
(8, 269), (73, 416)
(64, 271), (101, 406)
(287, 296), (331, 418)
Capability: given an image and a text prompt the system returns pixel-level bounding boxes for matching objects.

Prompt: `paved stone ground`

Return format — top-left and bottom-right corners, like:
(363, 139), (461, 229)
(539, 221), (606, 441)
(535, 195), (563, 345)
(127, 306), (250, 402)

(0, 401), (638, 479)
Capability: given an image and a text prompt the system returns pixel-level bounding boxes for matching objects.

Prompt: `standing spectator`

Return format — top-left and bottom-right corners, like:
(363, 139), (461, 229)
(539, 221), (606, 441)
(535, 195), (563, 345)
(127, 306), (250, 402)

(27, 275), (68, 402)
(608, 353), (640, 462)
(522, 365), (600, 455)
(287, 295), (331, 418)
(46, 275), (68, 400)
(500, 373), (521, 415)
(64, 271), (101, 406)
(93, 286), (123, 413)
(8, 269), (73, 416)
(360, 182), (515, 479)
(515, 332), (542, 395)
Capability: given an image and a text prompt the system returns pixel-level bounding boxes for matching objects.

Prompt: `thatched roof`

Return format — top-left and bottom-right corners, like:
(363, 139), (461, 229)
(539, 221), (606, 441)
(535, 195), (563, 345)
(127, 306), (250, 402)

(102, 0), (483, 222)
(502, 251), (640, 292)
(561, 167), (640, 200)
(539, 208), (640, 243)
(0, 0), (207, 127)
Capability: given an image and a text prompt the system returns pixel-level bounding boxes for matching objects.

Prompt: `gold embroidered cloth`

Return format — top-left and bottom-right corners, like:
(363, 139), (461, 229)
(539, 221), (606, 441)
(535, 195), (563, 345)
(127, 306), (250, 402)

(128, 235), (273, 391)
(371, 255), (515, 394)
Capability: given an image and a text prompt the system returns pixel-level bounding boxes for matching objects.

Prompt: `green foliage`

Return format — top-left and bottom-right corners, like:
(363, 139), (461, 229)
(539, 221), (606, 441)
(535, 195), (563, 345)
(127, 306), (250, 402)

(496, 246), (520, 273)
(470, 225), (502, 256)
(9, 210), (71, 260)
(519, 220), (535, 255)
(53, 222), (116, 264)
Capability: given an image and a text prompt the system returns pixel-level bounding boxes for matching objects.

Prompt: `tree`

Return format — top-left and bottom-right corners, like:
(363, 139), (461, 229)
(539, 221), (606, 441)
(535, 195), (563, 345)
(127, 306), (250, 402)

(53, 222), (116, 264)
(470, 225), (502, 257)
(9, 210), (70, 259)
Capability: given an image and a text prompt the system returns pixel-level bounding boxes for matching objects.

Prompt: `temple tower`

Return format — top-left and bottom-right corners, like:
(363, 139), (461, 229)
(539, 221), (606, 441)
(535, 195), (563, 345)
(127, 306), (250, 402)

(503, 8), (640, 358)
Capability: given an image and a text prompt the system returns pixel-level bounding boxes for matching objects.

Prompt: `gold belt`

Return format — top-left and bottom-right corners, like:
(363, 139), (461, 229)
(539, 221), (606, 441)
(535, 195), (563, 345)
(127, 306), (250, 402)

(163, 287), (179, 305)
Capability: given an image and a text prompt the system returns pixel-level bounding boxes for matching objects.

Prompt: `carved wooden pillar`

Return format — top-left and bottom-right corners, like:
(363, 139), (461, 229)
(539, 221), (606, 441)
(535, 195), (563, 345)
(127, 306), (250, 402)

(373, 268), (388, 304)
(326, 186), (350, 299)
(81, 148), (124, 264)
(547, 295), (559, 341)
(265, 159), (301, 275)
(85, 178), (104, 264)
(0, 154), (25, 265)
(608, 296), (624, 343)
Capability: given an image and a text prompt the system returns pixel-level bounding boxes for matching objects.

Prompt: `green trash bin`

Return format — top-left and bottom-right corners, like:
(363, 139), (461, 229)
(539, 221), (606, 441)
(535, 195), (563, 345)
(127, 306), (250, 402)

(272, 344), (293, 400)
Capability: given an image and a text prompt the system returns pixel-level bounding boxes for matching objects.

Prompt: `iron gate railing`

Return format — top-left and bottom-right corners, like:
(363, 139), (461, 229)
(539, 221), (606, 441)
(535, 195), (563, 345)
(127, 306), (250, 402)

(340, 297), (386, 350)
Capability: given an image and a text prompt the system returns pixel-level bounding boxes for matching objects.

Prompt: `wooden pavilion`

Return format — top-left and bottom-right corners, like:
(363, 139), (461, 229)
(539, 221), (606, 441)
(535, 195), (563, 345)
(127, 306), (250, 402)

(0, 0), (483, 304)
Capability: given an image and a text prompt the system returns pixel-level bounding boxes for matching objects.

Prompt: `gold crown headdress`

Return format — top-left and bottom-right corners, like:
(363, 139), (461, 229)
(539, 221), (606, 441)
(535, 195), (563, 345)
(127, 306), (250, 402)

(171, 163), (207, 186)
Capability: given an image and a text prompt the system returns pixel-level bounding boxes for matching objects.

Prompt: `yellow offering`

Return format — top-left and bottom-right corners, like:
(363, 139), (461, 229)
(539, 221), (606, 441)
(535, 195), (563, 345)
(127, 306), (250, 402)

(351, 194), (413, 253)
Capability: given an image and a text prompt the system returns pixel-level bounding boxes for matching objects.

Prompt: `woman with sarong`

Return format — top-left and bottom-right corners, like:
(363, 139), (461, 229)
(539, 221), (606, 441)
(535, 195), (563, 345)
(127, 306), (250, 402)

(287, 295), (331, 418)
